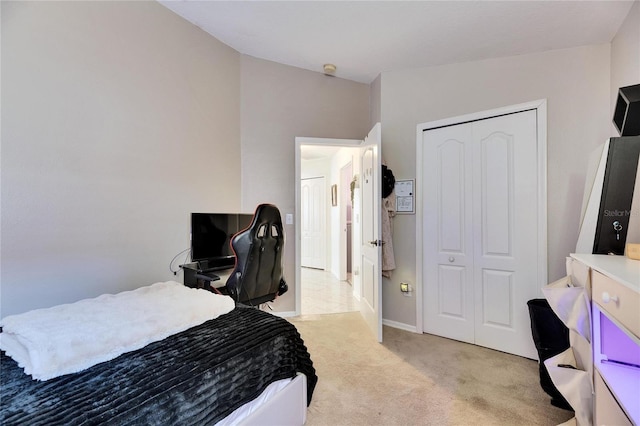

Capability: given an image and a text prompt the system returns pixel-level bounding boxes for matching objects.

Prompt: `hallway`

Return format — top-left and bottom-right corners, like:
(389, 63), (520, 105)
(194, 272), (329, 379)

(301, 267), (357, 315)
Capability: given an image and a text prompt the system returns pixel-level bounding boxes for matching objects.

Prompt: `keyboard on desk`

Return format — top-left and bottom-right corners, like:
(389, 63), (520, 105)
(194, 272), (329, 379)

(194, 271), (221, 282)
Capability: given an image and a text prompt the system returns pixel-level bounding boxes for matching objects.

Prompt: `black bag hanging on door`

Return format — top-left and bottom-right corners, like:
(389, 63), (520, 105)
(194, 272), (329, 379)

(382, 165), (395, 198)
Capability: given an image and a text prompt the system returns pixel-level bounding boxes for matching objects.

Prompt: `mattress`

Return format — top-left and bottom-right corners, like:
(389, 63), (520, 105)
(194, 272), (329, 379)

(0, 306), (317, 425)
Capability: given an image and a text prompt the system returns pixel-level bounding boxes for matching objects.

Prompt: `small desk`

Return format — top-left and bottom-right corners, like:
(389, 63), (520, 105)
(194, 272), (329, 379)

(180, 263), (221, 292)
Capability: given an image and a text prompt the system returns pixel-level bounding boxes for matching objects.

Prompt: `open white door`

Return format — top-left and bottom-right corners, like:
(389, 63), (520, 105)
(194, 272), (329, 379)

(359, 123), (382, 342)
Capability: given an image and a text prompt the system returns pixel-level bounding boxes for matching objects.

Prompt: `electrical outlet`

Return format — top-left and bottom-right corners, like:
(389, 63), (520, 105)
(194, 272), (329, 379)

(400, 282), (412, 297)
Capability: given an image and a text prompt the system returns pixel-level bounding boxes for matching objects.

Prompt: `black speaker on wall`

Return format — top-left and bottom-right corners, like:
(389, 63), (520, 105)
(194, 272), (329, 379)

(613, 84), (640, 136)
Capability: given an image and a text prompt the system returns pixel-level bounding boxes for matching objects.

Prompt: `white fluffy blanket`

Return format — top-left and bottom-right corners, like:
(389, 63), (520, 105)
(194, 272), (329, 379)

(0, 281), (235, 381)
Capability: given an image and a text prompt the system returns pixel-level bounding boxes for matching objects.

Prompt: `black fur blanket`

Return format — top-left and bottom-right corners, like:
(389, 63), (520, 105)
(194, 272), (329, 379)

(0, 306), (316, 425)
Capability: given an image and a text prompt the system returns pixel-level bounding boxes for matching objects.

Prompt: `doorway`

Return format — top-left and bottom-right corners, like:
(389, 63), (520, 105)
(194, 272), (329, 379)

(299, 144), (359, 315)
(295, 124), (383, 341)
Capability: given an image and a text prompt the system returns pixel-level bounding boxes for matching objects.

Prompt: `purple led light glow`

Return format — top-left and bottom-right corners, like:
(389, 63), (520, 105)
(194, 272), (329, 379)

(600, 311), (640, 368)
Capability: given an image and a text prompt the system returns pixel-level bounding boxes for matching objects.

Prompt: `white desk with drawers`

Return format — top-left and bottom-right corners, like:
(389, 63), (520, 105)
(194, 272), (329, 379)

(570, 253), (640, 425)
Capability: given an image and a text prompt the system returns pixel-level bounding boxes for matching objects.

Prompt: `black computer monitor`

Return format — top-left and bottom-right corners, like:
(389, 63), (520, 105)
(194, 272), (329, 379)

(190, 213), (253, 270)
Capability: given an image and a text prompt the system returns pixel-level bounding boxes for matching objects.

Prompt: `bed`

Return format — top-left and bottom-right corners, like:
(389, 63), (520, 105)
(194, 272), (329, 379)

(0, 282), (317, 425)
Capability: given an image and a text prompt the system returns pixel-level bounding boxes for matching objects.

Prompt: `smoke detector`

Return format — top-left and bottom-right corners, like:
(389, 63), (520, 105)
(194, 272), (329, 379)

(323, 64), (337, 76)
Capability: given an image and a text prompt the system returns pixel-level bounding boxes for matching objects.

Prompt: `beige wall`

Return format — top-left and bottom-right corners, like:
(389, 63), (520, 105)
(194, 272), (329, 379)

(370, 74), (382, 127)
(611, 0), (640, 130)
(1, 2), (370, 317)
(1, 1), (241, 316)
(239, 55), (370, 311)
(380, 44), (612, 326)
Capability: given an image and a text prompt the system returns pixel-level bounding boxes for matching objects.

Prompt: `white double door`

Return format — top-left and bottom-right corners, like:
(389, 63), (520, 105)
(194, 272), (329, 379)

(421, 109), (541, 359)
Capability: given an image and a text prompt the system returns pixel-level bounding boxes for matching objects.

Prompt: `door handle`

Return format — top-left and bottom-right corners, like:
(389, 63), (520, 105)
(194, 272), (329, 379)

(369, 240), (383, 246)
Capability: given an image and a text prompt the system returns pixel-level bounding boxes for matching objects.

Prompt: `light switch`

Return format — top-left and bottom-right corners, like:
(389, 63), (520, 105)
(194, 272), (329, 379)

(285, 213), (293, 225)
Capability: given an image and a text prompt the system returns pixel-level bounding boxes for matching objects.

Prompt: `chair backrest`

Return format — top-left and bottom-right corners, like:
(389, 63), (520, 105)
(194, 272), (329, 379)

(225, 204), (287, 305)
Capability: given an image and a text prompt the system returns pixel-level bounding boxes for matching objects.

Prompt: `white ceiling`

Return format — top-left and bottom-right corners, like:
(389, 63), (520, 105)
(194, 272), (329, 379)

(158, 0), (635, 84)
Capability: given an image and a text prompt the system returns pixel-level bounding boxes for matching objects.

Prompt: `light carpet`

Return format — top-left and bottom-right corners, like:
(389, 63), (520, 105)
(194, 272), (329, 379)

(289, 312), (574, 426)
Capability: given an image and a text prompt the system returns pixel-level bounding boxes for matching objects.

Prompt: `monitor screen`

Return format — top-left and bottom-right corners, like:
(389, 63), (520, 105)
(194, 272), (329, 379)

(190, 213), (253, 268)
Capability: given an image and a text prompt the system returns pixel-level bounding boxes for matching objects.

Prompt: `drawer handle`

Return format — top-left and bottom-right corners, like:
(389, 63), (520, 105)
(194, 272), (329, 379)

(601, 292), (619, 304)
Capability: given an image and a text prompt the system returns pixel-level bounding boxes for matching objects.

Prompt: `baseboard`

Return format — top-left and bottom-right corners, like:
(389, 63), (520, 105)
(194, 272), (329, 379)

(272, 310), (297, 318)
(382, 319), (418, 333)
(274, 311), (419, 332)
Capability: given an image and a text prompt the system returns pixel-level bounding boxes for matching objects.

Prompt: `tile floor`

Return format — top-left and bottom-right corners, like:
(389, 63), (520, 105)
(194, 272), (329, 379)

(301, 267), (358, 315)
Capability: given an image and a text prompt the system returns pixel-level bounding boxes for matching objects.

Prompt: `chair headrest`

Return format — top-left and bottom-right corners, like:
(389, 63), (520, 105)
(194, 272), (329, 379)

(250, 204), (282, 228)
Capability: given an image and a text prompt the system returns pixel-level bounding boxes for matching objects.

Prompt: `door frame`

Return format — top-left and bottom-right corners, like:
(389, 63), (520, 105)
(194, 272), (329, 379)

(415, 99), (548, 334)
(295, 137), (363, 316)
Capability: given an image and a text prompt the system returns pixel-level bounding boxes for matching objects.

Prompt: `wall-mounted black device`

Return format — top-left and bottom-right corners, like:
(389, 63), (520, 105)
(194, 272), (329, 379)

(613, 84), (640, 137)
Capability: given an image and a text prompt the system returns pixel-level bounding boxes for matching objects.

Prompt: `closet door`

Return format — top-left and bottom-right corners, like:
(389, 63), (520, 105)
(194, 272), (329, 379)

(422, 123), (475, 343)
(422, 110), (539, 359)
(301, 177), (326, 269)
(471, 111), (538, 358)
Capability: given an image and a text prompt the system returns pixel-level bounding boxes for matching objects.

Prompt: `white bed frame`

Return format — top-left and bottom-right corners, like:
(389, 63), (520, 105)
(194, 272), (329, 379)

(217, 373), (308, 426)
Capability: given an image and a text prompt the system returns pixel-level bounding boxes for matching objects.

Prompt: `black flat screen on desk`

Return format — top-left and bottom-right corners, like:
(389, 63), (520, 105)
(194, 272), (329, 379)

(191, 213), (253, 269)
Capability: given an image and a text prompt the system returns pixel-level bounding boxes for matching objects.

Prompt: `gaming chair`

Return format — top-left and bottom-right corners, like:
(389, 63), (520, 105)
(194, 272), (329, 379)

(225, 204), (288, 306)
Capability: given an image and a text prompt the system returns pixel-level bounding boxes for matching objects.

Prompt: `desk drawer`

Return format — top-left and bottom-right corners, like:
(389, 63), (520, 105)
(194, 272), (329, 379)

(592, 270), (640, 340)
(594, 370), (632, 426)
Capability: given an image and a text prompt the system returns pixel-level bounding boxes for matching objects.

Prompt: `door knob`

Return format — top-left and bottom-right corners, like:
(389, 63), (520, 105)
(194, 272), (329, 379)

(601, 292), (619, 304)
(448, 256), (455, 262)
(369, 240), (382, 246)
